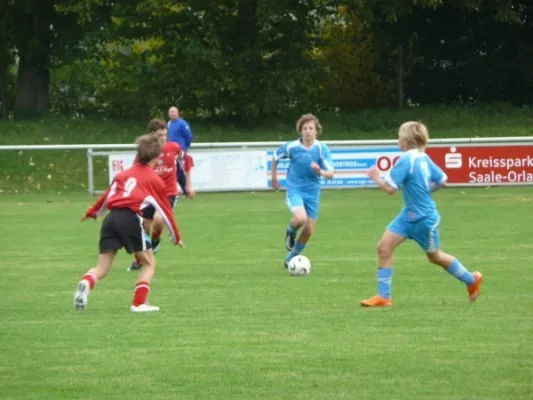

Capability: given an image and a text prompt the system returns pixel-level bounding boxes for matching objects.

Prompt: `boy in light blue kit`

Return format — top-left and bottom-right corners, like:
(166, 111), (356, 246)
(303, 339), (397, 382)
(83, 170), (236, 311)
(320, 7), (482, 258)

(271, 114), (335, 268)
(362, 121), (483, 307)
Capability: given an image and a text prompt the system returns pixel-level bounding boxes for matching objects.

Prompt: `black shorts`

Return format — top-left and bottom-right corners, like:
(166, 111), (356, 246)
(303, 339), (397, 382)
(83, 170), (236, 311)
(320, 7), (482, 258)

(99, 209), (152, 254)
(141, 196), (177, 220)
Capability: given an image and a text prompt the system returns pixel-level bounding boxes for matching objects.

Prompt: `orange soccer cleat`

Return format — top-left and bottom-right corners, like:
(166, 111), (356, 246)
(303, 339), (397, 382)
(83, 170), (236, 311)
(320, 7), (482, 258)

(467, 271), (484, 302)
(360, 295), (392, 308)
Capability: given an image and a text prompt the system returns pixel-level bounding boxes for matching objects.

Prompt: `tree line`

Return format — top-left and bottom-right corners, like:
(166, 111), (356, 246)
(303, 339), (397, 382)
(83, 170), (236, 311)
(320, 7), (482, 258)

(0, 0), (532, 121)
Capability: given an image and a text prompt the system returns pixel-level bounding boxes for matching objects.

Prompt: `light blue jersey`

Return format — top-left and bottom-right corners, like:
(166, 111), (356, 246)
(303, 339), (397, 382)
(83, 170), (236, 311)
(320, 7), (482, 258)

(384, 149), (447, 221)
(274, 139), (334, 193)
(274, 139), (334, 220)
(384, 149), (448, 252)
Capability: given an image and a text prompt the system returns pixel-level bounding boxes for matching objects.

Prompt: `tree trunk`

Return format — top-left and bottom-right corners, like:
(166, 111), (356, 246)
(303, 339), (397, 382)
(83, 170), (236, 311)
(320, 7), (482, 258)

(0, 12), (8, 119)
(14, 57), (50, 118)
(397, 45), (404, 108)
(0, 61), (6, 118)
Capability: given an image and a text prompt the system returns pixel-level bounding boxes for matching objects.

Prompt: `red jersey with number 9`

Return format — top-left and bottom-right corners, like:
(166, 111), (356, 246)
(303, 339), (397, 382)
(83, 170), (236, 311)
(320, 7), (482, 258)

(85, 162), (181, 243)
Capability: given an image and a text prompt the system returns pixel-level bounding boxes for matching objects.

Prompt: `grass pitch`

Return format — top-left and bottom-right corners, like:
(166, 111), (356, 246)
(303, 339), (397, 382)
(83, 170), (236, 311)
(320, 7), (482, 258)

(1, 188), (532, 399)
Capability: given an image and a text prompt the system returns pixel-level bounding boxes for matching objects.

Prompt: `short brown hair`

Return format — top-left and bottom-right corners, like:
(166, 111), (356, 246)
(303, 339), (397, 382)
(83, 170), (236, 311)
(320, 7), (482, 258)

(148, 118), (167, 133)
(135, 134), (162, 164)
(398, 121), (429, 149)
(296, 113), (322, 136)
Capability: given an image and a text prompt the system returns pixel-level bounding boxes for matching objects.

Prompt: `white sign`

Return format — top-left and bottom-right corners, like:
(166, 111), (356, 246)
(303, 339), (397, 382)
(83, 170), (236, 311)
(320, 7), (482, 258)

(107, 150), (268, 192)
(108, 153), (136, 183)
(191, 150), (268, 191)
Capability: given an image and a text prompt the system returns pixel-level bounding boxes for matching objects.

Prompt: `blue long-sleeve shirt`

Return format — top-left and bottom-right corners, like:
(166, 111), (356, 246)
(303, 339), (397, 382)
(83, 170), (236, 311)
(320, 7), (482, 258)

(167, 118), (193, 151)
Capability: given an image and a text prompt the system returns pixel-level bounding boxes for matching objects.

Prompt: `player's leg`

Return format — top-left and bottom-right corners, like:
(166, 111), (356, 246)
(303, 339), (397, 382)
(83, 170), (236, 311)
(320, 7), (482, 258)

(284, 193), (318, 266)
(123, 213), (160, 312)
(361, 214), (408, 307)
(284, 217), (315, 266)
(285, 190), (306, 251)
(176, 160), (188, 196)
(151, 213), (164, 253)
(415, 214), (483, 302)
(130, 249), (160, 312)
(74, 252), (116, 312)
(128, 209), (154, 271)
(150, 196), (176, 253)
(74, 212), (121, 312)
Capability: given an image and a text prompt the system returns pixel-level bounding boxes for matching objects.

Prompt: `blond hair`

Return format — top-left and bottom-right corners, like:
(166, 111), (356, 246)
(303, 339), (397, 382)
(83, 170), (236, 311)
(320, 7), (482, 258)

(398, 121), (429, 149)
(296, 113), (322, 136)
(135, 134), (162, 164)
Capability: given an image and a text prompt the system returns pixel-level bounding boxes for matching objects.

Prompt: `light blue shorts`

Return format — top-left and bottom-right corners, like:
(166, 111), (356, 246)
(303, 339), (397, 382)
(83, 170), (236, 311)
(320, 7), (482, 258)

(286, 190), (320, 220)
(387, 211), (441, 252)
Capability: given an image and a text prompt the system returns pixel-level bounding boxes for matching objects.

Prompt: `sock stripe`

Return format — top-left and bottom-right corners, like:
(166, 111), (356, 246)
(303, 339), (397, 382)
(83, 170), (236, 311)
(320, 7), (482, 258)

(377, 267), (394, 299)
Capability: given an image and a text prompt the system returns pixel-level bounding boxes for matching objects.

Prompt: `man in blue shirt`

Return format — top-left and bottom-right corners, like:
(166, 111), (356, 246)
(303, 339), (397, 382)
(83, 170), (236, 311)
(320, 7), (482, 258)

(167, 106), (193, 197)
(271, 114), (334, 268)
(361, 121), (483, 307)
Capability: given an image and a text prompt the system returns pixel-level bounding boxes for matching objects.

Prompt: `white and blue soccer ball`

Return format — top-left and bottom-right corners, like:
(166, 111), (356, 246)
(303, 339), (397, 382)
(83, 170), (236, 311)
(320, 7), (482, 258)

(287, 255), (312, 276)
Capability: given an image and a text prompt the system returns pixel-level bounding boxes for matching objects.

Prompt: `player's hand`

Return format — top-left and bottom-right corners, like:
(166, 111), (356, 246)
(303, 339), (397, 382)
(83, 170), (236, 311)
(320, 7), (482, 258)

(310, 162), (321, 175)
(367, 165), (381, 182)
(271, 178), (281, 190)
(80, 214), (96, 222)
(185, 187), (196, 199)
(177, 240), (185, 248)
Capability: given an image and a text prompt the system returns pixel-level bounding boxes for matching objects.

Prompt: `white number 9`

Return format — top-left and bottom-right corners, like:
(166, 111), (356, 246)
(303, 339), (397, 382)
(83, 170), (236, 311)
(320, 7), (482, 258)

(123, 177), (137, 197)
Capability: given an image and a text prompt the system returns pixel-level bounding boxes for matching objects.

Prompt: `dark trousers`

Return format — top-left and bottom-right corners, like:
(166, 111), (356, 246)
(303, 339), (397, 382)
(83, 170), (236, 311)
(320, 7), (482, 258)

(176, 159), (188, 195)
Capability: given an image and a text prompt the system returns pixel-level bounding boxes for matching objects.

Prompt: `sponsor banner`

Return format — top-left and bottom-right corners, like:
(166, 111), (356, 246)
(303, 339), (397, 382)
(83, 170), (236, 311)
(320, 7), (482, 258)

(108, 151), (268, 191)
(266, 147), (403, 188)
(106, 144), (533, 192)
(108, 153), (136, 183)
(426, 145), (533, 186)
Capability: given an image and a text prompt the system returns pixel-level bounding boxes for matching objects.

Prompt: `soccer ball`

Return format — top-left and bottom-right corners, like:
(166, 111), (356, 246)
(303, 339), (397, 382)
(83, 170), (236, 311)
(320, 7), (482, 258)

(287, 255), (311, 276)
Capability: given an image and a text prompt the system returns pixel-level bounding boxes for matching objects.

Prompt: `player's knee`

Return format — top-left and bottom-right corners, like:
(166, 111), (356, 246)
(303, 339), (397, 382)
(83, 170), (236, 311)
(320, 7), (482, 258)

(142, 259), (156, 271)
(137, 252), (156, 270)
(153, 213), (163, 225)
(377, 239), (392, 257)
(293, 214), (307, 227)
(426, 251), (441, 265)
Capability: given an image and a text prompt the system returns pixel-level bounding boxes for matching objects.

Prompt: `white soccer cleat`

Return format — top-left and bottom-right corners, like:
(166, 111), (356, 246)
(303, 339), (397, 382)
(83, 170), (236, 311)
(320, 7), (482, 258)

(130, 304), (160, 313)
(74, 280), (90, 312)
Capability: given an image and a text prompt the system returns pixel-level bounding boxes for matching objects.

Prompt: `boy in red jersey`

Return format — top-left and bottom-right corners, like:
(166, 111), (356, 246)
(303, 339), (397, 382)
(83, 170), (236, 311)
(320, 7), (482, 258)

(74, 134), (184, 313)
(127, 119), (194, 271)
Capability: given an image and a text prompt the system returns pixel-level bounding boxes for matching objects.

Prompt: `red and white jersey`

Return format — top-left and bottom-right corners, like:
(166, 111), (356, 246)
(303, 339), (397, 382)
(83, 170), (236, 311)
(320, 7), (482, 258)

(86, 163), (181, 243)
(153, 142), (182, 196)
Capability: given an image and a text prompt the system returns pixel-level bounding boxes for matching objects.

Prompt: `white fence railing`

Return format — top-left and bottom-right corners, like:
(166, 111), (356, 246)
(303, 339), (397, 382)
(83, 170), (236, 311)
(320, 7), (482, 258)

(1, 136), (533, 194)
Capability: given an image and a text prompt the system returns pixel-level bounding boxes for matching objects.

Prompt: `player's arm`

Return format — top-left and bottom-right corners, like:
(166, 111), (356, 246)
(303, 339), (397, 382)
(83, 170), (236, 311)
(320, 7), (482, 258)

(272, 143), (289, 189)
(368, 156), (408, 196)
(82, 182), (113, 220)
(182, 122), (193, 149)
(315, 144), (334, 179)
(429, 159), (448, 193)
(183, 153), (195, 197)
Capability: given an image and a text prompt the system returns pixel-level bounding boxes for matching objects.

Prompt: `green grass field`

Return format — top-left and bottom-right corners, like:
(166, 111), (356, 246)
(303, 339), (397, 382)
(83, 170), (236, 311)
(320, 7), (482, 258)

(2, 188), (533, 399)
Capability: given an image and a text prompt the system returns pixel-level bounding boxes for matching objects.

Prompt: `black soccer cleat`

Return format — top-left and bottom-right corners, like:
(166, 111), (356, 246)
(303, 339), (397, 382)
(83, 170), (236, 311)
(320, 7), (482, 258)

(284, 260), (289, 269)
(127, 260), (142, 272)
(151, 238), (161, 254)
(285, 229), (296, 251)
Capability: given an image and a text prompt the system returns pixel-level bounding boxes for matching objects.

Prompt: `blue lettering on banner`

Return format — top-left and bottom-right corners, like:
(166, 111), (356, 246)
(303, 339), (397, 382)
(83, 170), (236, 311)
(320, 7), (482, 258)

(267, 147), (402, 189)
